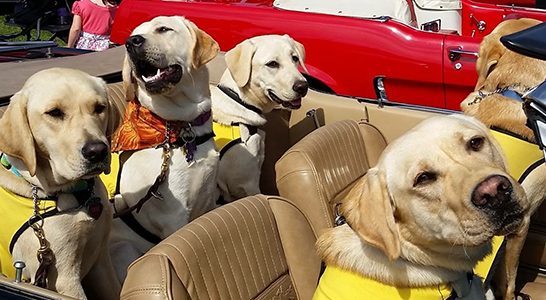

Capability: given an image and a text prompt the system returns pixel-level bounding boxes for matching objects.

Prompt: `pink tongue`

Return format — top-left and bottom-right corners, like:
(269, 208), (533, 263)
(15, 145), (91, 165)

(291, 99), (302, 106)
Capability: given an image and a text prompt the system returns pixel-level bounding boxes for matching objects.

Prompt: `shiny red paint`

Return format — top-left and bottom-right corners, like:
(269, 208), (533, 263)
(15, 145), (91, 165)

(462, 0), (546, 38)
(111, 0), (546, 109)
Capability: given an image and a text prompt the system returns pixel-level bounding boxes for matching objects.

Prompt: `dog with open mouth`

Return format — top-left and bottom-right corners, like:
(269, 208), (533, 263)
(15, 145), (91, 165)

(211, 34), (308, 202)
(103, 16), (220, 282)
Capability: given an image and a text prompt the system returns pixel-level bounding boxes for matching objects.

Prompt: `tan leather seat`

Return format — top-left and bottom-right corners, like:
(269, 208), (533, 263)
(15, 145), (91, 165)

(274, 119), (387, 299)
(120, 195), (304, 300)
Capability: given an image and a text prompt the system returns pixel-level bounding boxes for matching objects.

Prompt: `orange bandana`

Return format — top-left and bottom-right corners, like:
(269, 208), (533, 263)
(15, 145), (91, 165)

(112, 100), (212, 159)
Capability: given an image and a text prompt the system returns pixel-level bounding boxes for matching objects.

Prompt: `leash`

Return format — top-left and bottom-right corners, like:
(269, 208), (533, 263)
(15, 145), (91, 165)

(29, 185), (54, 288)
(112, 143), (171, 218)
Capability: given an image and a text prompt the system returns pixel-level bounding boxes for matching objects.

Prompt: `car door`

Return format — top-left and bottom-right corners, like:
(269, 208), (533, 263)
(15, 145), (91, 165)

(443, 34), (480, 110)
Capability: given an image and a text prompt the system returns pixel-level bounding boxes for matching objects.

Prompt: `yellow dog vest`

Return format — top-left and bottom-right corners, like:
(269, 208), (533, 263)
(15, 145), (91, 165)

(315, 237), (504, 299)
(213, 122), (242, 153)
(489, 129), (543, 181)
(0, 188), (57, 278)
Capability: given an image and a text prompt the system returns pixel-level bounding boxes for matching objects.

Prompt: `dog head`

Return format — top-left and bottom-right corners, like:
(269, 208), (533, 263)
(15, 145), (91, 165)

(0, 68), (119, 190)
(123, 16), (219, 98)
(462, 18), (546, 142)
(341, 115), (527, 261)
(225, 34), (308, 111)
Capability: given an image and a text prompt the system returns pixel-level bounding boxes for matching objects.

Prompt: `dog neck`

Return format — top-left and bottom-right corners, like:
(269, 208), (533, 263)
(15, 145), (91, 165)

(216, 71), (278, 115)
(212, 75), (267, 127)
(0, 154), (85, 198)
(317, 224), (489, 287)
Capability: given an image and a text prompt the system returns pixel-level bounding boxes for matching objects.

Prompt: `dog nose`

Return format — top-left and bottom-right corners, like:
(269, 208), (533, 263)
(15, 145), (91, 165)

(82, 141), (108, 163)
(126, 35), (145, 49)
(292, 80), (309, 97)
(471, 175), (513, 209)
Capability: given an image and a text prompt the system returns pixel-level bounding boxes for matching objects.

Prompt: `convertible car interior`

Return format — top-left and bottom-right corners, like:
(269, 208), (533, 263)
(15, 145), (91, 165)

(0, 43), (546, 299)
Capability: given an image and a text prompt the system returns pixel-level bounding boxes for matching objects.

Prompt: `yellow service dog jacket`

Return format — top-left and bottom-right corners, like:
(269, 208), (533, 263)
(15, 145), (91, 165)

(0, 188), (56, 278)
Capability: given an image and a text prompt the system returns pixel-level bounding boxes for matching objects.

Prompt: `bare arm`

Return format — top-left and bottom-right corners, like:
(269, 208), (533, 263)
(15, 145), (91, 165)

(67, 15), (82, 48)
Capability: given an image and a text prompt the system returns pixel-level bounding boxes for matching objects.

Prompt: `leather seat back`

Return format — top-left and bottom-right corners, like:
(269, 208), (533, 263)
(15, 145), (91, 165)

(274, 120), (387, 298)
(275, 120), (387, 236)
(120, 195), (296, 300)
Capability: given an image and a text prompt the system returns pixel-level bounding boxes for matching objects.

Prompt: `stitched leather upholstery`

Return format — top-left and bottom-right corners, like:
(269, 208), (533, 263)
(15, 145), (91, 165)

(120, 195), (297, 300)
(107, 81), (128, 116)
(274, 120), (387, 299)
(276, 120), (386, 234)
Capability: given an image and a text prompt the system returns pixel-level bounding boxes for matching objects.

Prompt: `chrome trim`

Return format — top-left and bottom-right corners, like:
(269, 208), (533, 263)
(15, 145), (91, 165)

(470, 14), (486, 32)
(305, 109), (322, 129)
(373, 76), (388, 108)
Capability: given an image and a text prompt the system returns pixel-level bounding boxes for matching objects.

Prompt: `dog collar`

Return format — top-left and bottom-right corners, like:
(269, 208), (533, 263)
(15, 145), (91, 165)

(218, 85), (264, 115)
(468, 85), (534, 105)
(1, 153), (103, 219)
(1, 153), (22, 177)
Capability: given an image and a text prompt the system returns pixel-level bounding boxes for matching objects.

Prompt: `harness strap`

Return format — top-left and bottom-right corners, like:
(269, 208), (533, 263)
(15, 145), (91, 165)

(219, 138), (243, 159)
(218, 124), (259, 159)
(519, 158), (545, 183)
(112, 132), (215, 219)
(218, 85), (263, 115)
(120, 213), (162, 245)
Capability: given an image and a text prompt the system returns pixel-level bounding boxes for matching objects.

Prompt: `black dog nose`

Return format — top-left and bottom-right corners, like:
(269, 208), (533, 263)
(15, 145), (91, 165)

(292, 80), (309, 97)
(126, 35), (145, 49)
(82, 141), (108, 163)
(471, 175), (512, 209)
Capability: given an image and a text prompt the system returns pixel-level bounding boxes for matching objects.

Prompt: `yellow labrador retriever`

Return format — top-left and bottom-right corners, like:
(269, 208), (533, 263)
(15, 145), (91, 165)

(106, 16), (220, 281)
(212, 34), (308, 202)
(0, 68), (120, 299)
(316, 115), (528, 300)
(461, 18), (546, 299)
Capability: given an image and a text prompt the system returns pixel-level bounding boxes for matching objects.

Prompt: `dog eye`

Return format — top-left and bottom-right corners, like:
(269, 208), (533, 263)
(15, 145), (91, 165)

(467, 136), (485, 152)
(156, 26), (173, 33)
(266, 61), (280, 68)
(94, 104), (106, 114)
(413, 171), (437, 187)
(45, 108), (64, 119)
(292, 55), (299, 63)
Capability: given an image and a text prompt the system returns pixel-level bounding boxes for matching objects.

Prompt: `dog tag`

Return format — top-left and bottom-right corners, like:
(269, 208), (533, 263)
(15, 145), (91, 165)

(87, 197), (103, 220)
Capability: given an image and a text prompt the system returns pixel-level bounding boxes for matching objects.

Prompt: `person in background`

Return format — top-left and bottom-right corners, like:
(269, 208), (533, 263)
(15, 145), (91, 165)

(67, 0), (118, 51)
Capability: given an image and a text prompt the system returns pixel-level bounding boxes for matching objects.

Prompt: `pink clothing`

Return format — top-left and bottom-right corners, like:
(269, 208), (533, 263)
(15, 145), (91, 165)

(72, 0), (117, 35)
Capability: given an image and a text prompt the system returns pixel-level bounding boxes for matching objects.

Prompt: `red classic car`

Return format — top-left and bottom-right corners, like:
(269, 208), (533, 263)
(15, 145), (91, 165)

(110, 0), (546, 110)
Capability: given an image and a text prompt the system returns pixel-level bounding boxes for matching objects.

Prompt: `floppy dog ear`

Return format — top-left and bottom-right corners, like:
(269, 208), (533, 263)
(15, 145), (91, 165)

(342, 169), (401, 260)
(0, 92), (37, 176)
(122, 54), (136, 101)
(475, 59), (499, 91)
(225, 40), (256, 87)
(475, 37), (503, 91)
(191, 25), (219, 69)
(284, 34), (309, 74)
